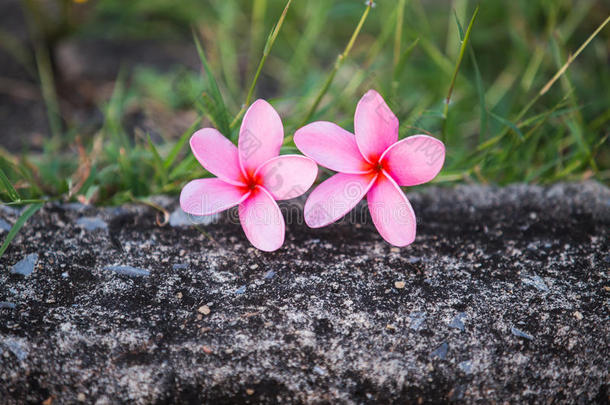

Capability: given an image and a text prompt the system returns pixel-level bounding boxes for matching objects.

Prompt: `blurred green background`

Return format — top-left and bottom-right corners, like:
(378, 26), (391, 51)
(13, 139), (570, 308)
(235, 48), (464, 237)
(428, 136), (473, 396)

(0, 0), (608, 206)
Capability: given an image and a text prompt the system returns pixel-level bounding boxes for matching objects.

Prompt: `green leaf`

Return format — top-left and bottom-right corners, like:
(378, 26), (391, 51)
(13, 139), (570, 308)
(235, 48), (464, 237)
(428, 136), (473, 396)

(0, 167), (20, 202)
(0, 203), (43, 258)
(192, 31), (231, 136)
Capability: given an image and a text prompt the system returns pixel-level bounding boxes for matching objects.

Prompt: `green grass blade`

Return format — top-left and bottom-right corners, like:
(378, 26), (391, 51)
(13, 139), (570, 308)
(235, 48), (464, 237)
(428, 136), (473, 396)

(297, 2), (373, 129)
(453, 9), (465, 40)
(104, 69), (130, 149)
(540, 14), (610, 96)
(288, 0), (332, 77)
(247, 0), (267, 79)
(443, 5), (479, 117)
(164, 118), (202, 169)
(0, 202), (43, 258)
(393, 38), (420, 82)
(492, 13), (610, 149)
(192, 31), (231, 136)
(469, 47), (487, 142)
(0, 167), (20, 202)
(147, 135), (168, 185)
(394, 0), (407, 68)
(230, 0), (293, 129)
(196, 92), (230, 138)
(489, 110), (524, 141)
(169, 154), (200, 182)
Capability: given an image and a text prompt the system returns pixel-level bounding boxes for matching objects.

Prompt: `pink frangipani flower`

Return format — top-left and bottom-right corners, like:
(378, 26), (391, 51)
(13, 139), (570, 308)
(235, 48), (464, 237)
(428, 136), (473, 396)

(180, 99), (318, 252)
(294, 90), (445, 247)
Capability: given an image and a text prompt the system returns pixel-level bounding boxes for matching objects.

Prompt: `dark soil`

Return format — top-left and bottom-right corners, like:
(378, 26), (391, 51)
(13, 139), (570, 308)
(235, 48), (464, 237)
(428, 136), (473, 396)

(0, 182), (609, 404)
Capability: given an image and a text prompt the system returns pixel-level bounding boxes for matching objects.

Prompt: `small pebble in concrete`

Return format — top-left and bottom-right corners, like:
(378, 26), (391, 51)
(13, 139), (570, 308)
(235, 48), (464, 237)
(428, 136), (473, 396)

(172, 263), (189, 270)
(0, 218), (12, 232)
(511, 327), (534, 340)
(250, 264), (259, 270)
(235, 285), (247, 295)
(169, 208), (218, 227)
(264, 270), (275, 279)
(449, 384), (467, 401)
(313, 366), (327, 376)
(104, 265), (150, 277)
(0, 302), (16, 309)
(409, 312), (426, 331)
(3, 337), (28, 361)
(10, 253), (38, 276)
(61, 202), (87, 212)
(573, 311), (583, 320)
(430, 342), (449, 359)
(0, 205), (20, 216)
(246, 389), (255, 396)
(449, 312), (467, 331)
(394, 281), (406, 289)
(522, 275), (549, 292)
(198, 305), (211, 315)
(76, 216), (107, 231)
(458, 360), (473, 374)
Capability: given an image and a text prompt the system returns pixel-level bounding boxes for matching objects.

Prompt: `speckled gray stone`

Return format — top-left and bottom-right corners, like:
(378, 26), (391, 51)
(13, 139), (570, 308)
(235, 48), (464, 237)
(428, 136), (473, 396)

(0, 182), (608, 404)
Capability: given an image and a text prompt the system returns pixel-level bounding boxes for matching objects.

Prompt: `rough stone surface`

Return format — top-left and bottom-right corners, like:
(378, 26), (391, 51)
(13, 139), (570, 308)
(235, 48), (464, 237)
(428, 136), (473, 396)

(0, 182), (608, 404)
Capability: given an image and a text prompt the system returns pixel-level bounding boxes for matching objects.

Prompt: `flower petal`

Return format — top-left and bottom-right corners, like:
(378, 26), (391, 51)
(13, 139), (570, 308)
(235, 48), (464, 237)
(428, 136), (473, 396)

(354, 89), (399, 163)
(367, 172), (416, 247)
(190, 128), (246, 186)
(255, 155), (318, 200)
(180, 178), (249, 216)
(380, 135), (445, 186)
(238, 99), (284, 177)
(294, 121), (370, 173)
(304, 172), (377, 228)
(239, 186), (285, 252)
